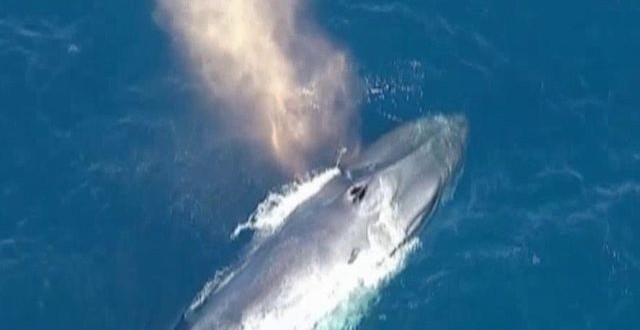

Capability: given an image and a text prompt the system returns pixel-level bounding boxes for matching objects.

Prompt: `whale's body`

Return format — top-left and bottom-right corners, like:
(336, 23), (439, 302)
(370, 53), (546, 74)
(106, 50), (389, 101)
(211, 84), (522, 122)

(175, 115), (468, 330)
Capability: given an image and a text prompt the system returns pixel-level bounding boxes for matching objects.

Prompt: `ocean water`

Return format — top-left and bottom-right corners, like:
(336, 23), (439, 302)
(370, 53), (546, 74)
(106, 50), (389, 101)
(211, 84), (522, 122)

(1, 0), (639, 329)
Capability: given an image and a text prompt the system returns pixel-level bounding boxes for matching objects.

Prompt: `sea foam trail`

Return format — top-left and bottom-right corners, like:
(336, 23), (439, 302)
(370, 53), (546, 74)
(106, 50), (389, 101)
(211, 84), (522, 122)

(232, 168), (341, 240)
(222, 169), (420, 330)
(156, 0), (359, 174)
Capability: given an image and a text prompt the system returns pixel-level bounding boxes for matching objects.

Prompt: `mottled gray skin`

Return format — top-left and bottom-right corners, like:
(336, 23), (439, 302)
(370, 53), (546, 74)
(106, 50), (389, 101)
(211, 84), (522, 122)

(174, 115), (467, 330)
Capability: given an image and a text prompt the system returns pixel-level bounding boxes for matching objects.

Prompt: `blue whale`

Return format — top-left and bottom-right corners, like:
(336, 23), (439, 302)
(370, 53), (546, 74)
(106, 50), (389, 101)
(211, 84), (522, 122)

(175, 115), (468, 330)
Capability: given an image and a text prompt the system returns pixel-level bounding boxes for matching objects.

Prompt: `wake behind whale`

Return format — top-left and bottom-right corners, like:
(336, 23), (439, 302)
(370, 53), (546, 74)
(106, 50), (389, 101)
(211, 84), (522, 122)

(175, 115), (468, 330)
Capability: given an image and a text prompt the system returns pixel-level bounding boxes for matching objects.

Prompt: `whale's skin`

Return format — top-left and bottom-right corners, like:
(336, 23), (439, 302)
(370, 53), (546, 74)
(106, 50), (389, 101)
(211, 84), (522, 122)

(174, 115), (468, 330)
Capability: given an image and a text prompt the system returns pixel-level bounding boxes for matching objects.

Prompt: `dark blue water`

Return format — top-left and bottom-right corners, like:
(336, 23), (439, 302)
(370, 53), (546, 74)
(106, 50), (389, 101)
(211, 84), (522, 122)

(1, 0), (639, 329)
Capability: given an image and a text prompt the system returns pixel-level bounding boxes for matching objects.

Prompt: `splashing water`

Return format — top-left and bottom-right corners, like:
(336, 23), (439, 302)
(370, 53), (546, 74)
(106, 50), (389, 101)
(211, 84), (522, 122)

(232, 167), (341, 240)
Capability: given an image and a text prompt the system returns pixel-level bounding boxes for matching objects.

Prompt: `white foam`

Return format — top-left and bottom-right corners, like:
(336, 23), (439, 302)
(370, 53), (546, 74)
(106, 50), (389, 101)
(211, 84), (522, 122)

(188, 268), (233, 312)
(232, 168), (341, 240)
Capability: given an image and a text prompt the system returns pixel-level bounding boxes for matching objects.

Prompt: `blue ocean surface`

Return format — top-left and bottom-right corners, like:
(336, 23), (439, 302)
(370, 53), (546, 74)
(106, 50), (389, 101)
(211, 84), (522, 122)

(1, 0), (639, 329)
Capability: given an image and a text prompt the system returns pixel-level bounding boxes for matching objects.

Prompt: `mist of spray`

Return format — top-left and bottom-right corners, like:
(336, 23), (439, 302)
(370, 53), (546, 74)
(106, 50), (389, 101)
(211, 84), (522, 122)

(157, 0), (359, 174)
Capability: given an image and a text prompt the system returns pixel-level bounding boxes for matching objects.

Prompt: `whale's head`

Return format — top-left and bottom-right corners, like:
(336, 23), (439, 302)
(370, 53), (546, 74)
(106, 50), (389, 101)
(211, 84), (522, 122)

(341, 115), (467, 244)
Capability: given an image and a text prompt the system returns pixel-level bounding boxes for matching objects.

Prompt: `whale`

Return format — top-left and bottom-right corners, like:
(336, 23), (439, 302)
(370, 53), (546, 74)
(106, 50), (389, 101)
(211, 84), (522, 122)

(174, 115), (468, 330)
